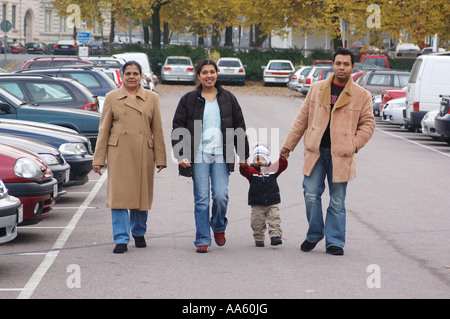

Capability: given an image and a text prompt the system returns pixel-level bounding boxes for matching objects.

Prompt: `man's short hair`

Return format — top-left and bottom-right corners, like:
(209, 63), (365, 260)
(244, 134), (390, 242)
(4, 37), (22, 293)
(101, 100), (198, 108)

(333, 47), (355, 65)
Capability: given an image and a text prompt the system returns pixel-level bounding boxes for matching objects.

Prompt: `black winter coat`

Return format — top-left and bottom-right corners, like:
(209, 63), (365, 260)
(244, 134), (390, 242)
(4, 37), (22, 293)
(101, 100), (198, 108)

(172, 84), (249, 177)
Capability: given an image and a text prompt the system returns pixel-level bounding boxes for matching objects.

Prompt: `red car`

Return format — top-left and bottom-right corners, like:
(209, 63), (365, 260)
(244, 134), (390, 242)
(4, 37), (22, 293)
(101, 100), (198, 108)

(0, 143), (57, 225)
(9, 43), (27, 54)
(379, 88), (406, 112)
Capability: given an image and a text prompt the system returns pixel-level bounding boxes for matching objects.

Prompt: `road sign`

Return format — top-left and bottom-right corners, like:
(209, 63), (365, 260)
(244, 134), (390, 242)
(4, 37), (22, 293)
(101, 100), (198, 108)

(77, 32), (91, 44)
(0, 20), (11, 32)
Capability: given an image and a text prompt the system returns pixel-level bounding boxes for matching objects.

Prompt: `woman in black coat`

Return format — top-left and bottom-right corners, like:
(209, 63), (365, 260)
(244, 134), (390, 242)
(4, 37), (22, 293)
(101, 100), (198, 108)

(172, 59), (249, 253)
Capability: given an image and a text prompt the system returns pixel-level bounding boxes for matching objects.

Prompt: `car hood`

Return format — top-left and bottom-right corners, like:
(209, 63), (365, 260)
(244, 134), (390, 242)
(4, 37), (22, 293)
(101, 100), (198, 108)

(0, 118), (78, 134)
(0, 133), (60, 156)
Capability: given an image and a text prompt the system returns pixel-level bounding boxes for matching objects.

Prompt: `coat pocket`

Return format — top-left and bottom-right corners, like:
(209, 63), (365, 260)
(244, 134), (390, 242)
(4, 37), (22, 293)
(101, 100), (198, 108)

(107, 136), (119, 146)
(147, 139), (154, 149)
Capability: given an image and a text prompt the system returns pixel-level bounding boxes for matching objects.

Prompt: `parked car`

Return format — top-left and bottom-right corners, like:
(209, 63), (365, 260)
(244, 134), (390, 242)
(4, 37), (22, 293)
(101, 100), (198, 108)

(0, 119), (94, 186)
(113, 52), (155, 90)
(380, 97), (406, 125)
(0, 143), (57, 225)
(25, 42), (51, 54)
(18, 66), (118, 97)
(404, 54), (450, 130)
(89, 42), (108, 55)
(217, 57), (246, 86)
(379, 88), (406, 113)
(312, 60), (332, 66)
(83, 56), (125, 69)
(359, 54), (390, 69)
(318, 68), (333, 80)
(263, 60), (295, 86)
(0, 41), (11, 54)
(288, 66), (306, 91)
(0, 179), (22, 243)
(434, 95), (450, 144)
(300, 66), (329, 95)
(0, 74), (99, 112)
(388, 43), (421, 59)
(0, 87), (100, 148)
(20, 57), (93, 70)
(9, 43), (27, 54)
(161, 56), (196, 85)
(355, 69), (410, 96)
(1, 134), (70, 198)
(53, 39), (79, 55)
(421, 109), (444, 140)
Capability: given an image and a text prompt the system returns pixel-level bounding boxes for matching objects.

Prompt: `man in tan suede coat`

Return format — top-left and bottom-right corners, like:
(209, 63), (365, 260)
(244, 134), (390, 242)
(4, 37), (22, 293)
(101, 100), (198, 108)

(280, 47), (375, 255)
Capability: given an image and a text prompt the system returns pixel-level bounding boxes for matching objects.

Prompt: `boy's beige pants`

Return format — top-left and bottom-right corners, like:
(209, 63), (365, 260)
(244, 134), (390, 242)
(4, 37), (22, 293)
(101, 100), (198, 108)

(251, 204), (282, 241)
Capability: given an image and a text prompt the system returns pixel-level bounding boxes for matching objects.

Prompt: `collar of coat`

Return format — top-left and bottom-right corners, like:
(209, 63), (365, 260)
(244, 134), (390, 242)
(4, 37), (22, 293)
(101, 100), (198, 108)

(117, 84), (148, 101)
(318, 74), (353, 110)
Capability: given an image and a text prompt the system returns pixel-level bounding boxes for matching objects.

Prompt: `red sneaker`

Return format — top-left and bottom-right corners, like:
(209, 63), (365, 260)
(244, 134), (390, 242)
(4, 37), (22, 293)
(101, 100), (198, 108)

(214, 232), (226, 246)
(196, 245), (208, 253)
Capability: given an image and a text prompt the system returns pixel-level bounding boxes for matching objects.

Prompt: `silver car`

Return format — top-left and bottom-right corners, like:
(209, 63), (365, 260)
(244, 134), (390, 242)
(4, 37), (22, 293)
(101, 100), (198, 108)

(0, 179), (23, 244)
(161, 56), (196, 85)
(217, 57), (246, 86)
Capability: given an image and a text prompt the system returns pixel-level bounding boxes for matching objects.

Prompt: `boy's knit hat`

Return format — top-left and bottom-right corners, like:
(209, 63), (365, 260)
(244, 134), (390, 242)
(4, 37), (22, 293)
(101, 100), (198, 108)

(251, 143), (271, 164)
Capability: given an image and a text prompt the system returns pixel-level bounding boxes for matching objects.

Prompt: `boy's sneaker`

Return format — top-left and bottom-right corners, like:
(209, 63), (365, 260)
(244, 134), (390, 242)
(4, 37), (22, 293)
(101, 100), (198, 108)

(255, 241), (265, 247)
(214, 232), (226, 246)
(196, 245), (208, 253)
(133, 235), (146, 248)
(113, 244), (127, 254)
(270, 236), (282, 246)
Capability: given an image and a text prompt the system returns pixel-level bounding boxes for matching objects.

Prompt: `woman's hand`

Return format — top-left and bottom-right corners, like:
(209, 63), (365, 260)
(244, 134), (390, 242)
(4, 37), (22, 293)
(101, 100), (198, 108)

(156, 165), (165, 173)
(179, 158), (191, 168)
(93, 165), (103, 175)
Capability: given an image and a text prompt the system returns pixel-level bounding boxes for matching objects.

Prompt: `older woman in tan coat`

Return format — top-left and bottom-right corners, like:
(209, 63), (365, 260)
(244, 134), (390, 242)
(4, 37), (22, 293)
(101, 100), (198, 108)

(281, 48), (375, 256)
(93, 61), (167, 253)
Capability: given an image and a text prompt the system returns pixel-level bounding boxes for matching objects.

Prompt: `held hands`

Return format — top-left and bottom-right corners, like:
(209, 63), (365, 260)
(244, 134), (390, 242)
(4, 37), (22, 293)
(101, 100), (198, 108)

(280, 147), (290, 161)
(179, 158), (191, 169)
(93, 165), (103, 175)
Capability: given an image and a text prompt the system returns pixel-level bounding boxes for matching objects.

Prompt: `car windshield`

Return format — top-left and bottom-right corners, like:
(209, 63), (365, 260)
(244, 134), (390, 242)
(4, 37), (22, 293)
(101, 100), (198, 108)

(166, 58), (191, 65)
(218, 60), (241, 67)
(362, 58), (387, 68)
(268, 62), (292, 70)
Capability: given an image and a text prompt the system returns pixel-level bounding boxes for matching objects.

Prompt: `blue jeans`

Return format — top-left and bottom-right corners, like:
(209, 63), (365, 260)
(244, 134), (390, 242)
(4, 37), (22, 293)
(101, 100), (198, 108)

(302, 147), (348, 248)
(192, 151), (229, 247)
(111, 209), (148, 244)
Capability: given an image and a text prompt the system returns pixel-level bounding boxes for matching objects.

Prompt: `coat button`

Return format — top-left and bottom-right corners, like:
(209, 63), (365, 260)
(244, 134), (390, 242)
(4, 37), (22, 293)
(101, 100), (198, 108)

(124, 131), (127, 134)
(125, 112), (128, 115)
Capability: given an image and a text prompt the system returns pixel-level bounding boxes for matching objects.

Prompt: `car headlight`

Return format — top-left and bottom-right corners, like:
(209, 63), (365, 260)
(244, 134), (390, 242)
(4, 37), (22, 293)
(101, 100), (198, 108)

(39, 154), (60, 165)
(0, 180), (8, 199)
(59, 143), (88, 156)
(14, 157), (42, 179)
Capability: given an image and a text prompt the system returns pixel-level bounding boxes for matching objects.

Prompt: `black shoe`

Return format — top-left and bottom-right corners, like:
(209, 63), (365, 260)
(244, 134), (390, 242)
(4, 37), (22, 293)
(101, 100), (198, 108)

(326, 246), (344, 255)
(300, 240), (317, 252)
(270, 237), (282, 246)
(255, 241), (265, 247)
(133, 235), (147, 248)
(113, 244), (128, 254)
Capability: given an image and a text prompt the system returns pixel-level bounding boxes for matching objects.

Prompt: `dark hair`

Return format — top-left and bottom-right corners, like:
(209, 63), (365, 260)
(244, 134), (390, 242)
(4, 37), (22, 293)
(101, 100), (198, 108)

(122, 60), (142, 75)
(196, 59), (218, 75)
(333, 47), (355, 65)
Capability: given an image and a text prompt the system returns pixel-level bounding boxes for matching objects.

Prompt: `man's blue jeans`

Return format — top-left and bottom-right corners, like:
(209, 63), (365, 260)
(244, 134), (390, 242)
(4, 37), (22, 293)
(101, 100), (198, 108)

(302, 147), (348, 248)
(111, 209), (148, 244)
(192, 151), (229, 247)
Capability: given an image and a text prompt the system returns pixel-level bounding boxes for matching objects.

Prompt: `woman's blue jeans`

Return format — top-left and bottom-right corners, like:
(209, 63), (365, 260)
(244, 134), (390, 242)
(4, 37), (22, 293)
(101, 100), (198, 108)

(111, 209), (148, 244)
(302, 147), (348, 249)
(192, 151), (229, 247)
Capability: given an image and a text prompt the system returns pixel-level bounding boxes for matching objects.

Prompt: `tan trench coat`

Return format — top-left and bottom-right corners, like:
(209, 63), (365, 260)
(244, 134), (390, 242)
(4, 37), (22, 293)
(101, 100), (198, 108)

(93, 85), (167, 210)
(283, 75), (375, 183)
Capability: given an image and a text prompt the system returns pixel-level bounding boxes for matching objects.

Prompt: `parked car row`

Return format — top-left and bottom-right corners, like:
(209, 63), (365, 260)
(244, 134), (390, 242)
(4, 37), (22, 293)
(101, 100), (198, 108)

(374, 53), (450, 144)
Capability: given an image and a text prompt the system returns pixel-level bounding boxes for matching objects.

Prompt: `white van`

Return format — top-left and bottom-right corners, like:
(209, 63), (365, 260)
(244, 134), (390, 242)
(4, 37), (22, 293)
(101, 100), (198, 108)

(404, 53), (450, 130)
(112, 52), (155, 90)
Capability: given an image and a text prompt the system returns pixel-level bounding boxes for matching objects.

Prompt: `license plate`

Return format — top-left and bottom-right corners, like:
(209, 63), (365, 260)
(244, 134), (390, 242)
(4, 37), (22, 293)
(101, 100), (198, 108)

(224, 69), (233, 73)
(65, 169), (70, 182)
(275, 77), (286, 82)
(17, 205), (23, 224)
(53, 184), (58, 198)
(61, 45), (69, 49)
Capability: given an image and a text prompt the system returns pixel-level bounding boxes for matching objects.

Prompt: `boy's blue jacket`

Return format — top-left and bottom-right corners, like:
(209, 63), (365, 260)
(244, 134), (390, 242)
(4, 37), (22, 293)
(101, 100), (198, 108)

(239, 157), (288, 206)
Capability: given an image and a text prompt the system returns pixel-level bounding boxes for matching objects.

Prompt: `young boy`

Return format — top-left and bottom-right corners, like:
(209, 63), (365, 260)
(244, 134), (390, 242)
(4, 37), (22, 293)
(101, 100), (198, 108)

(239, 143), (288, 247)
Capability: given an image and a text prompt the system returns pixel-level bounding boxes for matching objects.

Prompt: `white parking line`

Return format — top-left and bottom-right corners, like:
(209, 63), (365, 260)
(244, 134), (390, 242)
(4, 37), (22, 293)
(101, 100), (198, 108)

(376, 127), (450, 158)
(17, 172), (107, 299)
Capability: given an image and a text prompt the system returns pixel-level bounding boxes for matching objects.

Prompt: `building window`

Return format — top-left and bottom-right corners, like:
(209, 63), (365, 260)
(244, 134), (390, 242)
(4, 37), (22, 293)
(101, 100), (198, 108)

(59, 16), (67, 33)
(45, 10), (52, 32)
(2, 4), (6, 22)
(12, 5), (16, 29)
